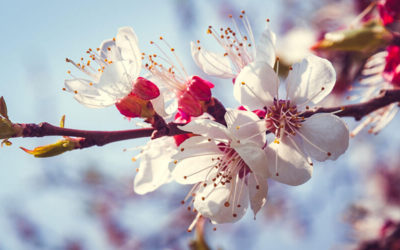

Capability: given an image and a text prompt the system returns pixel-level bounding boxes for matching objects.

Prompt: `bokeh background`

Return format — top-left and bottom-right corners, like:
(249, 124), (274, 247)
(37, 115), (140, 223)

(1, 0), (399, 249)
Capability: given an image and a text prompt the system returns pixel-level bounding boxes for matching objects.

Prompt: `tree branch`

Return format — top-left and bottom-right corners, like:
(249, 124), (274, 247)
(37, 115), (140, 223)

(302, 89), (400, 120)
(6, 89), (400, 152)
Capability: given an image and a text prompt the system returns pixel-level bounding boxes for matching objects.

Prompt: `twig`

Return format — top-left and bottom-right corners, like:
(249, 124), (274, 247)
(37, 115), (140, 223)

(7, 89), (400, 151)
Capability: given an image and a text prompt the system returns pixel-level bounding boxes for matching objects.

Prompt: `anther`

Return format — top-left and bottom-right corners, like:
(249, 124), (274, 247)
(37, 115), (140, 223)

(233, 213), (237, 217)
(224, 202), (230, 207)
(327, 152), (332, 156)
(180, 148), (184, 152)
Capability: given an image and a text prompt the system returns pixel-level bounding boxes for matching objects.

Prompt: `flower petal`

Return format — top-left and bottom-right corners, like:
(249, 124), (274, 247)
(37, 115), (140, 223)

(247, 173), (268, 218)
(96, 61), (134, 98)
(265, 136), (312, 186)
(190, 42), (236, 78)
(255, 27), (276, 68)
(116, 27), (142, 77)
(179, 119), (229, 140)
(172, 136), (221, 184)
(194, 177), (249, 224)
(150, 93), (168, 118)
(286, 54), (336, 106)
(234, 62), (279, 110)
(134, 137), (177, 195)
(225, 109), (266, 147)
(298, 113), (349, 161)
(235, 144), (269, 178)
(65, 79), (119, 108)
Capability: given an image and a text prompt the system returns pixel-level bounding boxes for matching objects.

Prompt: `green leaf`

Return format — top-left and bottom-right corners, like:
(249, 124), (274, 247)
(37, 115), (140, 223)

(312, 20), (393, 53)
(20, 138), (80, 158)
(0, 96), (8, 119)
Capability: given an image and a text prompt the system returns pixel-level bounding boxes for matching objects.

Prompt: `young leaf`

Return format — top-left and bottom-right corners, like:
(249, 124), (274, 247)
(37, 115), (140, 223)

(0, 96), (8, 119)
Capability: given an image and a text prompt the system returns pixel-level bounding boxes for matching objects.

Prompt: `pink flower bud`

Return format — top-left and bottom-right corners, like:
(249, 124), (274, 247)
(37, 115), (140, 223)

(178, 91), (203, 117)
(186, 76), (214, 101)
(132, 77), (160, 100)
(378, 0), (400, 25)
(383, 45), (400, 87)
(115, 93), (155, 118)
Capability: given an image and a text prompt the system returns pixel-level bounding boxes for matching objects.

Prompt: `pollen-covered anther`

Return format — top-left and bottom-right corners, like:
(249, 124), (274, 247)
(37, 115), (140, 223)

(174, 160), (178, 164)
(236, 126), (240, 130)
(241, 81), (245, 85)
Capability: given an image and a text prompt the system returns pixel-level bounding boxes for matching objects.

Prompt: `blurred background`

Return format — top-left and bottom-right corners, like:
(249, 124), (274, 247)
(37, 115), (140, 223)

(1, 0), (399, 249)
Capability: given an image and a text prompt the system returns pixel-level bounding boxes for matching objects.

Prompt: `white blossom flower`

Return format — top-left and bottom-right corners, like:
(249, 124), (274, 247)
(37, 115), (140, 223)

(133, 136), (178, 195)
(145, 38), (214, 117)
(191, 11), (276, 79)
(172, 109), (269, 225)
(234, 54), (349, 186)
(64, 27), (151, 108)
(351, 50), (399, 136)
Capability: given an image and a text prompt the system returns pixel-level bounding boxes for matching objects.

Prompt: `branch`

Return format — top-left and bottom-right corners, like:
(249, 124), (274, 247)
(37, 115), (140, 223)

(13, 122), (185, 149)
(302, 89), (400, 120)
(4, 89), (400, 152)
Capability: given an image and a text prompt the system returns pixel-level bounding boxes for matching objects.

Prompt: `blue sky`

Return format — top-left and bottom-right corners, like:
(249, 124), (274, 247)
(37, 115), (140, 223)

(1, 1), (399, 249)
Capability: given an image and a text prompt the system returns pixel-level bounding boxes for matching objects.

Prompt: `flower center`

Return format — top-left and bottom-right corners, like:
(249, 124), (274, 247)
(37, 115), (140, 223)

(265, 99), (304, 138)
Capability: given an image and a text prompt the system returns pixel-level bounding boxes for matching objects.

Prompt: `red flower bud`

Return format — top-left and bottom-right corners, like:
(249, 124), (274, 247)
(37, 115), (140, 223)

(378, 0), (400, 25)
(178, 91), (203, 117)
(115, 92), (155, 118)
(132, 77), (160, 100)
(383, 45), (400, 87)
(186, 76), (214, 101)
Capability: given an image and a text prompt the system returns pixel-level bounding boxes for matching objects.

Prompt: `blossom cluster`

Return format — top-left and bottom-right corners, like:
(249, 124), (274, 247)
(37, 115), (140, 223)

(64, 12), (350, 229)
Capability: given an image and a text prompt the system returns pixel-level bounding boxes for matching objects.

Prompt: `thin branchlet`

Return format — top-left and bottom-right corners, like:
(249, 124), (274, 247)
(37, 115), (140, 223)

(7, 90), (400, 150)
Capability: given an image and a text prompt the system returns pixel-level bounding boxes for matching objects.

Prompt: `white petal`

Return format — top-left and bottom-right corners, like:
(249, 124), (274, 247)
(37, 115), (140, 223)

(194, 178), (249, 224)
(65, 79), (118, 108)
(255, 27), (276, 68)
(134, 137), (177, 195)
(225, 109), (266, 147)
(265, 136), (312, 186)
(151, 94), (168, 118)
(286, 54), (336, 106)
(298, 113), (349, 161)
(235, 144), (269, 178)
(247, 173), (268, 218)
(65, 78), (100, 96)
(100, 39), (122, 62)
(190, 42), (236, 78)
(172, 136), (221, 184)
(116, 27), (142, 77)
(179, 119), (229, 140)
(97, 61), (134, 99)
(234, 62), (279, 110)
